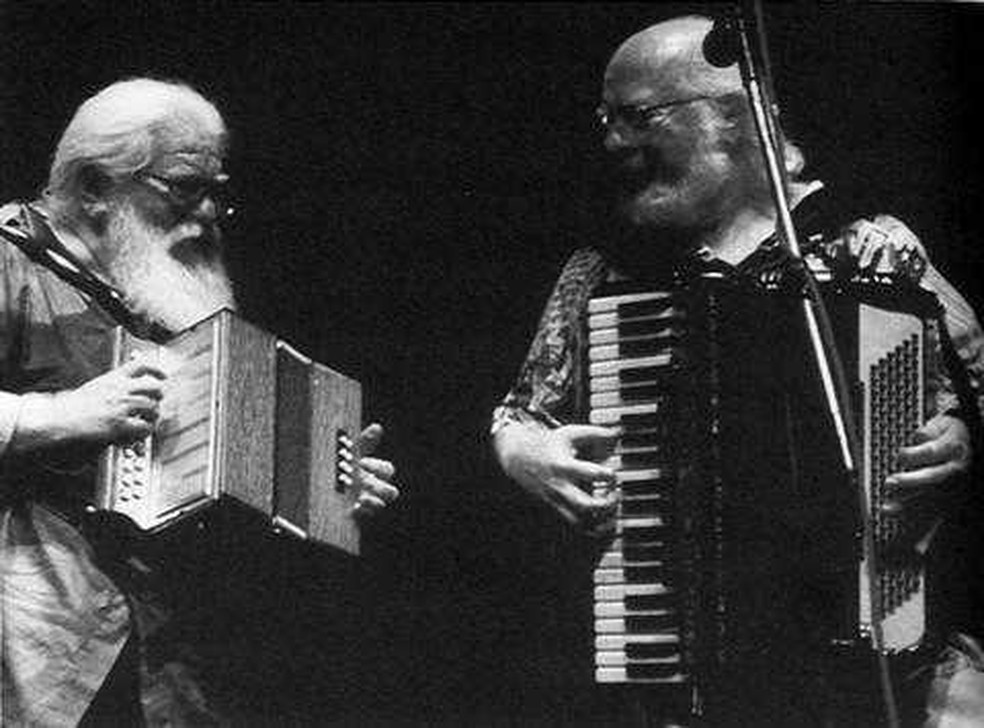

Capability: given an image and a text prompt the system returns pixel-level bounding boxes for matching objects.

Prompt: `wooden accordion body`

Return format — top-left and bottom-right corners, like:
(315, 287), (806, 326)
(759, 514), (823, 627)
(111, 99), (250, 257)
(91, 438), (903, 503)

(587, 266), (942, 698)
(95, 309), (363, 555)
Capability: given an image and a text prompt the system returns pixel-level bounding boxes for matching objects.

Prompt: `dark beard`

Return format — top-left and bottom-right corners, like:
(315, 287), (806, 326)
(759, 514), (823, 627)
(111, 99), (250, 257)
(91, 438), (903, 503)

(106, 205), (237, 334)
(605, 143), (772, 281)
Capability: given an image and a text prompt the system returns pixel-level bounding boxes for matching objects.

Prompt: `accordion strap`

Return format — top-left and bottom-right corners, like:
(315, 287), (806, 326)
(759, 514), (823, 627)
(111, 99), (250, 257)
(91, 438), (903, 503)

(0, 202), (170, 343)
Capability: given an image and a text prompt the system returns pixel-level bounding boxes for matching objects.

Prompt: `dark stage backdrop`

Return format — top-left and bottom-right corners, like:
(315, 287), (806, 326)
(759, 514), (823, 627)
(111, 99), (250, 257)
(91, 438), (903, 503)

(2, 3), (982, 724)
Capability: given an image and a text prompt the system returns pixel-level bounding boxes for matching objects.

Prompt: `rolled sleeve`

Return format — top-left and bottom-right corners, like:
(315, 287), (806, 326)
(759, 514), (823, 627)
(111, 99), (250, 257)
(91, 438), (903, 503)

(921, 262), (984, 423)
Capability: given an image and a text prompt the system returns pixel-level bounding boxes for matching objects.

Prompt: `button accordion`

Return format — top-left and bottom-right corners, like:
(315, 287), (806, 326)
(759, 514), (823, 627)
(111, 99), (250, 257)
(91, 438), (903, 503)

(94, 309), (363, 555)
(587, 265), (942, 703)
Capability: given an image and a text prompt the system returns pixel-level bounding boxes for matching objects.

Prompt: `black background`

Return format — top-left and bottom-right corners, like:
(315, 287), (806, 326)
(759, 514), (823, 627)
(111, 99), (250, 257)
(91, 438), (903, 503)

(2, 3), (983, 724)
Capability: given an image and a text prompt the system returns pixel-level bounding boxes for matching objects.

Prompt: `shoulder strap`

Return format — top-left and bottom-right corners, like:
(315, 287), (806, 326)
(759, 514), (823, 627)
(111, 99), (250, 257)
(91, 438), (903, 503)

(0, 203), (170, 342)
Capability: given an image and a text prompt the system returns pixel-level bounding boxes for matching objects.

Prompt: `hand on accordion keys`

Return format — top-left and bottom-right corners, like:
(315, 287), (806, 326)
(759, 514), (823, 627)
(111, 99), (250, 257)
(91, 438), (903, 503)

(883, 413), (972, 517)
(823, 214), (929, 282)
(346, 423), (400, 517)
(12, 357), (167, 452)
(493, 422), (620, 534)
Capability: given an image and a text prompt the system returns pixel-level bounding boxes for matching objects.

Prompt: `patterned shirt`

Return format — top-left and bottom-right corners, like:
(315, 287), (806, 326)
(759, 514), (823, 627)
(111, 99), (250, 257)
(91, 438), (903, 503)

(493, 202), (984, 435)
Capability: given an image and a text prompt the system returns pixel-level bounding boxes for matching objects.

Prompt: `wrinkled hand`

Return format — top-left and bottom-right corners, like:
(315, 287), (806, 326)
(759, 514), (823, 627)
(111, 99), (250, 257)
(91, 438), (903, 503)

(45, 358), (167, 446)
(828, 215), (928, 281)
(883, 413), (972, 515)
(350, 423), (399, 517)
(496, 423), (620, 533)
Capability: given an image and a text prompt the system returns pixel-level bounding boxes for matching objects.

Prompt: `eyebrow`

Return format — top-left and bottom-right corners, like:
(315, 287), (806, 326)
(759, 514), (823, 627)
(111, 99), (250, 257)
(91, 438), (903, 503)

(156, 149), (224, 173)
(150, 162), (226, 179)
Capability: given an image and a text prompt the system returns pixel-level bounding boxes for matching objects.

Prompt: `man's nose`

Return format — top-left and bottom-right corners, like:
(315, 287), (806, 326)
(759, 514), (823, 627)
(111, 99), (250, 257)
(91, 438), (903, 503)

(603, 123), (633, 152)
(192, 194), (235, 227)
(192, 194), (219, 222)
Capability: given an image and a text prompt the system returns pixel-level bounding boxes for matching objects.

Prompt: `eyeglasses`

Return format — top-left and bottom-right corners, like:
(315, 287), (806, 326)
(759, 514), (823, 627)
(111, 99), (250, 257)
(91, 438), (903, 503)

(595, 95), (716, 134)
(137, 172), (235, 221)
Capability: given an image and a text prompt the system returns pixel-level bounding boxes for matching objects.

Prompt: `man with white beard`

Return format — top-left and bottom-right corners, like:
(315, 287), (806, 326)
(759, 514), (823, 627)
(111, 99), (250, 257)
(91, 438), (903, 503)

(0, 77), (398, 726)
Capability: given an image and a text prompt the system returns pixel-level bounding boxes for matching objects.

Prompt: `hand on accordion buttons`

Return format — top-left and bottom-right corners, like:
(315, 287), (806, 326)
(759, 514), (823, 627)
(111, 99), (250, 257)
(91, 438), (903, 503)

(50, 358), (167, 446)
(499, 423), (620, 532)
(829, 215), (928, 281)
(883, 414), (972, 515)
(350, 423), (399, 517)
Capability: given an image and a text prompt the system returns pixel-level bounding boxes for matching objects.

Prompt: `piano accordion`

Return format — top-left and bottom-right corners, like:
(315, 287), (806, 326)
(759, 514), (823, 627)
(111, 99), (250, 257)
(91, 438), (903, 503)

(587, 269), (942, 697)
(95, 309), (363, 555)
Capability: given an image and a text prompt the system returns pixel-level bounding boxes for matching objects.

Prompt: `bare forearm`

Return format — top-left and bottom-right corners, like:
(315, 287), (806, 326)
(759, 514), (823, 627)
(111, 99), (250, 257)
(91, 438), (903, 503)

(5, 391), (87, 454)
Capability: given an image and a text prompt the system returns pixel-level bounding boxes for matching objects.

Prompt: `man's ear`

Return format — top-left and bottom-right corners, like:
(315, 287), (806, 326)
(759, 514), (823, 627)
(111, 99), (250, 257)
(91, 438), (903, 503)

(77, 166), (113, 225)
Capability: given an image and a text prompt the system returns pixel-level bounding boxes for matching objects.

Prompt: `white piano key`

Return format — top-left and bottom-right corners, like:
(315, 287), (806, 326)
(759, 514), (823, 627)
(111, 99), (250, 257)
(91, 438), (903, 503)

(589, 354), (674, 378)
(595, 668), (686, 684)
(589, 404), (661, 424)
(596, 633), (679, 650)
(594, 564), (667, 581)
(594, 567), (670, 586)
(589, 344), (621, 362)
(618, 469), (668, 483)
(595, 651), (681, 667)
(596, 550), (668, 568)
(595, 583), (671, 601)
(595, 601), (674, 618)
(588, 292), (674, 314)
(616, 515), (666, 529)
(595, 618), (627, 634)
(589, 308), (680, 331)
(589, 327), (677, 346)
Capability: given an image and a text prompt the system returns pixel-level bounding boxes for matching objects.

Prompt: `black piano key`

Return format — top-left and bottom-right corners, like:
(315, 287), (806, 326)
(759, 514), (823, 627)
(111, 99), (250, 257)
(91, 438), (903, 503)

(625, 664), (685, 681)
(622, 525), (670, 542)
(616, 384), (671, 404)
(618, 412), (663, 429)
(617, 298), (677, 319)
(620, 451), (671, 469)
(619, 365), (676, 385)
(625, 642), (680, 660)
(627, 613), (678, 632)
(620, 498), (669, 518)
(618, 318), (679, 338)
(620, 478), (675, 497)
(619, 426), (671, 443)
(620, 336), (680, 358)
(625, 566), (672, 584)
(623, 544), (667, 563)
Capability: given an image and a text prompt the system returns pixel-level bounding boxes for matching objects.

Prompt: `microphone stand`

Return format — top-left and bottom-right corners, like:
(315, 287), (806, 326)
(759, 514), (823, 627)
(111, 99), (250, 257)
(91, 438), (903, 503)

(720, 4), (901, 727)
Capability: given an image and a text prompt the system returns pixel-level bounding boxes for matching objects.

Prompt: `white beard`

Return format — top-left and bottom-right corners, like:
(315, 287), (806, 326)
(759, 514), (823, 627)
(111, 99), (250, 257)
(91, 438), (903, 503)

(106, 204), (237, 334)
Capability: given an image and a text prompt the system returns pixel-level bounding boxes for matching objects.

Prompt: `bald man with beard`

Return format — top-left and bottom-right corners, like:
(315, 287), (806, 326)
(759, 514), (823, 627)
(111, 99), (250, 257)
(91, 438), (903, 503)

(0, 78), (398, 726)
(493, 16), (984, 727)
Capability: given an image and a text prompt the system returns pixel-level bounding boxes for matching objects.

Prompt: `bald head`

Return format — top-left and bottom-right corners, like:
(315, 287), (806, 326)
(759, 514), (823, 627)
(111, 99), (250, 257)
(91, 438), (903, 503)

(604, 16), (742, 104)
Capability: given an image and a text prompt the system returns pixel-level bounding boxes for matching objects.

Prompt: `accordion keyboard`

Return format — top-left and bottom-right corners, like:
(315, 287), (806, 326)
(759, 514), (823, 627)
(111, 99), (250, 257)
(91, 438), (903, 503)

(588, 290), (690, 685)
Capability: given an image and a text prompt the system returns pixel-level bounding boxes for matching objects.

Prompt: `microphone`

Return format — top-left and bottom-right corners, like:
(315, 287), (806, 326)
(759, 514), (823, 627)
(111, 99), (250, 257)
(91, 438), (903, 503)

(702, 9), (741, 68)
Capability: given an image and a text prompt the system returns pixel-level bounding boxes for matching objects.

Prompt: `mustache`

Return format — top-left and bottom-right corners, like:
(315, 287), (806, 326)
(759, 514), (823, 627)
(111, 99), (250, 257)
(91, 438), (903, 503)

(170, 227), (224, 267)
(610, 148), (680, 189)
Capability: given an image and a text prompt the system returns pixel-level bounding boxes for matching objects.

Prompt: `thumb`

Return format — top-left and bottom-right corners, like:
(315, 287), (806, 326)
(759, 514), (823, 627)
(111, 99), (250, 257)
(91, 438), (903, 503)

(357, 422), (385, 455)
